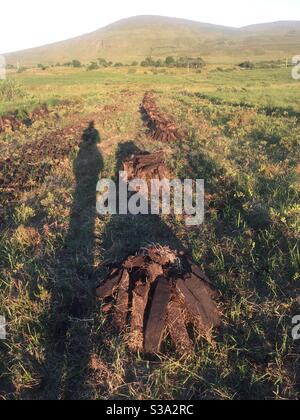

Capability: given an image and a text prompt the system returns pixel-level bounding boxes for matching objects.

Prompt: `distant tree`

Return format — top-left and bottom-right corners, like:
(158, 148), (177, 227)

(165, 56), (176, 66)
(72, 59), (82, 68)
(154, 59), (163, 67)
(5, 64), (15, 70)
(87, 61), (100, 71)
(37, 64), (47, 70)
(141, 56), (156, 67)
(176, 56), (205, 69)
(193, 57), (206, 68)
(131, 61), (138, 66)
(98, 58), (108, 67)
(114, 62), (124, 67)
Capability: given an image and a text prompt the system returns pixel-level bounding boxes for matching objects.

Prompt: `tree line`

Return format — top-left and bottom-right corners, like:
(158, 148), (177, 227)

(6, 56), (206, 71)
(140, 56), (206, 68)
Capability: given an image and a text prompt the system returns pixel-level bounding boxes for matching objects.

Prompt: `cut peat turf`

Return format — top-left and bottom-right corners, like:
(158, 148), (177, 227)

(141, 92), (183, 143)
(97, 245), (221, 355)
(122, 151), (170, 191)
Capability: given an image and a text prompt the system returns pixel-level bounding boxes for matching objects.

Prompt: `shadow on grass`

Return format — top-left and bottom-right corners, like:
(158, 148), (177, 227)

(41, 122), (103, 400)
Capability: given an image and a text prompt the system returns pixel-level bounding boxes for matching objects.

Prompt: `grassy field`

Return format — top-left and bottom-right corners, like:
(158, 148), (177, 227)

(0, 65), (299, 400)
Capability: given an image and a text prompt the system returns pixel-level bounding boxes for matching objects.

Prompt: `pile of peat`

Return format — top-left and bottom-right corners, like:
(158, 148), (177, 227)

(122, 151), (169, 185)
(141, 92), (183, 142)
(97, 246), (221, 355)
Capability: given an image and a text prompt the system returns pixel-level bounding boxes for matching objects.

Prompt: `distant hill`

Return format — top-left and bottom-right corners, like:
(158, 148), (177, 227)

(4, 16), (300, 66)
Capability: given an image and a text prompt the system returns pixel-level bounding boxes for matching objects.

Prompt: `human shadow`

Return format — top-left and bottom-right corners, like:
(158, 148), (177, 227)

(42, 122), (103, 400)
(82, 121), (101, 145)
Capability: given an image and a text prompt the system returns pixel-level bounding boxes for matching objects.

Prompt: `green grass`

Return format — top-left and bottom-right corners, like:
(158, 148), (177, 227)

(2, 66), (300, 116)
(0, 65), (299, 400)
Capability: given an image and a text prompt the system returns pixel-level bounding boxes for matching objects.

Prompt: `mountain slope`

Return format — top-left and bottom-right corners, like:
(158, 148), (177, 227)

(4, 16), (300, 65)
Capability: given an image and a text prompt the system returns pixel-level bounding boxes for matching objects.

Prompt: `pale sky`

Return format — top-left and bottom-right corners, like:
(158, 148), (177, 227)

(1, 0), (300, 54)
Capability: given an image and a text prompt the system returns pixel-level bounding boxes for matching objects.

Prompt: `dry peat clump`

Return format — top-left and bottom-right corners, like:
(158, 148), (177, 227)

(97, 245), (221, 355)
(122, 151), (170, 186)
(120, 150), (172, 204)
(141, 92), (183, 143)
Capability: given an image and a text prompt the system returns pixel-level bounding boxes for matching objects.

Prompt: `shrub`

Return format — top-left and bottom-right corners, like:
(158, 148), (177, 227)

(165, 56), (176, 66)
(98, 58), (109, 67)
(176, 57), (206, 69)
(87, 62), (100, 71)
(72, 60), (81, 68)
(141, 57), (156, 67)
(0, 79), (26, 101)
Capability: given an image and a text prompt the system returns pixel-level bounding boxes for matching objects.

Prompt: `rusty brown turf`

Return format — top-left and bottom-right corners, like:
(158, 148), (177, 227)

(141, 92), (184, 143)
(96, 246), (221, 355)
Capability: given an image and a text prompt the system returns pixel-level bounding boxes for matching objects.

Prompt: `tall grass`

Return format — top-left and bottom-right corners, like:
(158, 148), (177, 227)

(0, 79), (26, 102)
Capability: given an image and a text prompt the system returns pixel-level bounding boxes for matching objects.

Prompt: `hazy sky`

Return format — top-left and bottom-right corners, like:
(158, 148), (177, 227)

(1, 0), (300, 54)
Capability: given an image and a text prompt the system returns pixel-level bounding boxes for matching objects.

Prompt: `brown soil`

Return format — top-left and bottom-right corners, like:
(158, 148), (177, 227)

(0, 120), (91, 208)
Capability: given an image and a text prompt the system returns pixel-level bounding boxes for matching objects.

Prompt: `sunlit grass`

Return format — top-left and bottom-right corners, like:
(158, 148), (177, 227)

(0, 66), (299, 400)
